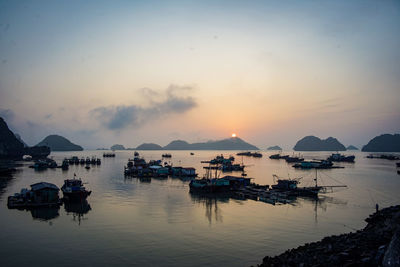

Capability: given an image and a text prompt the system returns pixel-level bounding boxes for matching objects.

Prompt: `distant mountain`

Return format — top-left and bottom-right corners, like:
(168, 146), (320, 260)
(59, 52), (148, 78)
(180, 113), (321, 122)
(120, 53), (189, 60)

(110, 144), (125, 150)
(362, 134), (400, 152)
(163, 140), (191, 150)
(293, 136), (346, 151)
(136, 143), (163, 150)
(36, 135), (83, 151)
(163, 137), (259, 150)
(267, 145), (282, 150)
(346, 145), (359, 150)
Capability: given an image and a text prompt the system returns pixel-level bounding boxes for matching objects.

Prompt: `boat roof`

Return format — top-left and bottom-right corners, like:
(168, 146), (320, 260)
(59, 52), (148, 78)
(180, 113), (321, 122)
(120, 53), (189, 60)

(30, 182), (59, 191)
(149, 165), (162, 169)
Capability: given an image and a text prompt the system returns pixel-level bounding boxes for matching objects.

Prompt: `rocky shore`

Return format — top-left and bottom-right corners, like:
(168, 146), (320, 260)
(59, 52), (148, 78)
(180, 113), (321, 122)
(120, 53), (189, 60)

(258, 205), (400, 266)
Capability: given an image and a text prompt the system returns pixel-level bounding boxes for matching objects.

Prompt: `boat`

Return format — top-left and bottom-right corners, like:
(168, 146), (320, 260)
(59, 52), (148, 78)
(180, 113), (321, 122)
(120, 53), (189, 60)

(237, 151), (262, 157)
(252, 152), (263, 158)
(271, 170), (347, 197)
(269, 154), (289, 160)
(292, 160), (337, 169)
(269, 154), (281, 159)
(61, 159), (69, 170)
(189, 163), (229, 192)
(61, 175), (91, 201)
(171, 167), (197, 178)
(366, 154), (400, 160)
(221, 163), (245, 172)
(285, 156), (304, 163)
(85, 165), (90, 170)
(396, 162), (400, 168)
(31, 160), (48, 170)
(237, 152), (252, 156)
(7, 182), (61, 208)
(134, 151), (139, 157)
(190, 152), (194, 155)
(162, 153), (172, 158)
(327, 153), (355, 163)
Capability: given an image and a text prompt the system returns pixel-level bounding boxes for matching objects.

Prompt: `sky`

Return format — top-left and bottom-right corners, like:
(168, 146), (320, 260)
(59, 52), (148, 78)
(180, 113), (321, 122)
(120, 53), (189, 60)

(0, 0), (399, 149)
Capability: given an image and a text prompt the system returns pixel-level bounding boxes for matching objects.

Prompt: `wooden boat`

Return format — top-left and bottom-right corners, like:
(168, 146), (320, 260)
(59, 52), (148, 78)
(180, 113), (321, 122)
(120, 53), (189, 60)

(61, 176), (91, 201)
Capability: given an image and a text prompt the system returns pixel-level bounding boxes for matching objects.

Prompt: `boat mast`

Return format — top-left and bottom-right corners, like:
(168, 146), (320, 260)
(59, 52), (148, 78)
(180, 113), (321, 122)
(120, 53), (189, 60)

(315, 168), (318, 187)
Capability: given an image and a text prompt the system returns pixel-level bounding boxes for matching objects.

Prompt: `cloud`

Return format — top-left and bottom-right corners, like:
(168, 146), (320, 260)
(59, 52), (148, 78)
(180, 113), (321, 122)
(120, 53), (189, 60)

(91, 85), (197, 130)
(0, 108), (15, 122)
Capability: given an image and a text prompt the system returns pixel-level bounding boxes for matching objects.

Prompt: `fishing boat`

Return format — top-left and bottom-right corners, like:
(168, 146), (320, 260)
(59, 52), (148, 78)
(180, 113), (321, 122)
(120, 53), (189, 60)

(292, 160), (336, 169)
(285, 156), (304, 163)
(189, 163), (230, 193)
(271, 169), (346, 197)
(327, 153), (355, 163)
(61, 159), (69, 170)
(252, 152), (263, 158)
(269, 154), (289, 160)
(61, 175), (91, 201)
(237, 151), (252, 156)
(162, 153), (172, 158)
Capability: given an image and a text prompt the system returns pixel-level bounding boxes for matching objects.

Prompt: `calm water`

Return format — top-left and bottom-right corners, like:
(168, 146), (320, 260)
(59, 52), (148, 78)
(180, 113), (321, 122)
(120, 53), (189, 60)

(0, 150), (399, 266)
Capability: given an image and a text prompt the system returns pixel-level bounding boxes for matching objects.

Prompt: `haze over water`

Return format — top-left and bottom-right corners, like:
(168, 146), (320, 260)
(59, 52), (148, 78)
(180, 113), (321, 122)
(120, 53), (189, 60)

(0, 150), (399, 266)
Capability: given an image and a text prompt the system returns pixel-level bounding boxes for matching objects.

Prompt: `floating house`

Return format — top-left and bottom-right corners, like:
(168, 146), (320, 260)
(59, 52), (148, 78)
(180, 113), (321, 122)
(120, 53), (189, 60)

(8, 182), (60, 208)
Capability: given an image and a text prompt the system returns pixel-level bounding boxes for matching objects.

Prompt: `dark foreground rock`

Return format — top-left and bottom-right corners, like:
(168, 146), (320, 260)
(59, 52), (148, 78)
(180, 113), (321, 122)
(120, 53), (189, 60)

(1, 117), (50, 159)
(258, 205), (400, 267)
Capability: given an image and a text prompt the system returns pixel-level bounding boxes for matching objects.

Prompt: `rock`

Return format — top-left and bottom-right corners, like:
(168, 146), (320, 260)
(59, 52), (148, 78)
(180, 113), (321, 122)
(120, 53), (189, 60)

(362, 134), (400, 152)
(0, 117), (25, 159)
(136, 143), (163, 150)
(14, 133), (28, 147)
(110, 144), (125, 150)
(293, 136), (346, 151)
(36, 135), (83, 151)
(258, 205), (400, 267)
(164, 137), (259, 150)
(346, 145), (358, 150)
(0, 117), (50, 159)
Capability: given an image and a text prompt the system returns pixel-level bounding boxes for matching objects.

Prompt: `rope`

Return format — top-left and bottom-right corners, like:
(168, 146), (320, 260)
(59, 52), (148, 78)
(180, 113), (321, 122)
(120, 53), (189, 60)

(319, 171), (346, 186)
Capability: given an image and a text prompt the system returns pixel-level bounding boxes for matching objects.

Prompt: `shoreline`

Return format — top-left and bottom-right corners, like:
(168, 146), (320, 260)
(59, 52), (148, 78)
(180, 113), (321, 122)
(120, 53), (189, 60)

(257, 205), (400, 266)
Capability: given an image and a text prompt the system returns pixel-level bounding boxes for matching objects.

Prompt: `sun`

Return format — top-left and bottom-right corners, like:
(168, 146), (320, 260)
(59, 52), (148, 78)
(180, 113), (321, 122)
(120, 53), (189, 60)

(231, 133), (237, 138)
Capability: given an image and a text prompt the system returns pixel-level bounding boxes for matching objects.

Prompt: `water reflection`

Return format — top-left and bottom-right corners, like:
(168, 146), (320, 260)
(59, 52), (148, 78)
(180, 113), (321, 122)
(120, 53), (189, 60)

(0, 160), (22, 199)
(189, 192), (229, 224)
(30, 206), (60, 221)
(64, 200), (91, 225)
(0, 174), (14, 200)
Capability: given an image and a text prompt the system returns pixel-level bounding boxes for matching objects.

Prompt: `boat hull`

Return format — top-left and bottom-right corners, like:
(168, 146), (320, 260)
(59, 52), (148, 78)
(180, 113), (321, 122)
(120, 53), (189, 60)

(62, 190), (91, 201)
